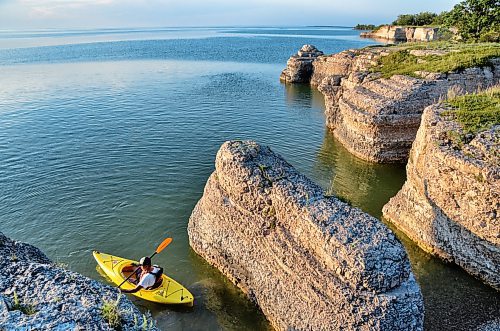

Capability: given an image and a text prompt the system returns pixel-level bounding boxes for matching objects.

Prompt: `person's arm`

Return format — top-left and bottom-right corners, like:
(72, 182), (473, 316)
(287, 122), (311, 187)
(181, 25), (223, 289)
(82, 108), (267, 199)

(121, 284), (144, 294)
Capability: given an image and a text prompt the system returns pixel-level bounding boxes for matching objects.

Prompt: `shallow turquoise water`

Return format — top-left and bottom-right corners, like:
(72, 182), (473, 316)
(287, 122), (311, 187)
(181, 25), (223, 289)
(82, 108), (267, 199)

(0, 27), (498, 330)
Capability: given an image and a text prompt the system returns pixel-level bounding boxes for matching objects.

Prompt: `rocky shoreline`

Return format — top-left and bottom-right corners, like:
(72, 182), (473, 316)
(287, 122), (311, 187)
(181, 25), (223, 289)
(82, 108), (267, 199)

(383, 104), (499, 290)
(0, 232), (157, 330)
(360, 25), (446, 42)
(281, 45), (500, 163)
(188, 141), (424, 330)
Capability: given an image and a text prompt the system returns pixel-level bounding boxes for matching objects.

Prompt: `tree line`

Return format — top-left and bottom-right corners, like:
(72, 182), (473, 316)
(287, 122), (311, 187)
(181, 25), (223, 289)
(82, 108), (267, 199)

(358, 0), (499, 42)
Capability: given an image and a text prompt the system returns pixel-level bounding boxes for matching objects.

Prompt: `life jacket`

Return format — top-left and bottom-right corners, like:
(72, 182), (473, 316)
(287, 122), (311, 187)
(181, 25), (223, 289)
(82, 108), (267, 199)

(148, 265), (163, 289)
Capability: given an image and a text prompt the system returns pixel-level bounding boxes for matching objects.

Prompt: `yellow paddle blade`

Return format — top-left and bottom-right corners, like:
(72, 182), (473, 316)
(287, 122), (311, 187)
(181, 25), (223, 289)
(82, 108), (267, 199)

(156, 237), (173, 254)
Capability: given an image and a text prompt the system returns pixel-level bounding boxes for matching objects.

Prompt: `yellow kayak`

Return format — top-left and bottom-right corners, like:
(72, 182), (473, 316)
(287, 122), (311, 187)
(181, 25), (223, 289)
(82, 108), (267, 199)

(93, 251), (194, 306)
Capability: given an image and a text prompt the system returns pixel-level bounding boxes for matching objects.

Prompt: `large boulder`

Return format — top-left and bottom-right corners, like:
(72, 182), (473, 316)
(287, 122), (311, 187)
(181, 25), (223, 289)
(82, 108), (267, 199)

(188, 141), (424, 330)
(383, 104), (500, 290)
(0, 232), (157, 330)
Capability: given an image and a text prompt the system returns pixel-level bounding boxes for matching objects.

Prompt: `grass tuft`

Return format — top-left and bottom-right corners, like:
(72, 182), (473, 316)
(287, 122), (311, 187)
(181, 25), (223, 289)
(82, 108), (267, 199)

(443, 85), (500, 135)
(10, 291), (37, 315)
(101, 294), (122, 330)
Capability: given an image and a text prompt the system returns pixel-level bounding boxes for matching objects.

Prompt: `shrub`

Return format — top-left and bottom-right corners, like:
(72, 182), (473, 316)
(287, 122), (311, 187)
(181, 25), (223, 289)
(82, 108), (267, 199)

(101, 295), (122, 330)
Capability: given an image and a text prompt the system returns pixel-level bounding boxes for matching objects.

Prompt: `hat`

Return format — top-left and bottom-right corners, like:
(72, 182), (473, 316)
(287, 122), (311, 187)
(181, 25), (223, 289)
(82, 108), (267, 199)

(139, 256), (151, 266)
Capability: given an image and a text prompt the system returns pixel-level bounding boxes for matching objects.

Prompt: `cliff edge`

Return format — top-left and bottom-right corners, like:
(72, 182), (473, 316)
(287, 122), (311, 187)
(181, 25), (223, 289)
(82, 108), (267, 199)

(188, 140), (424, 330)
(360, 25), (447, 42)
(383, 101), (499, 290)
(0, 232), (157, 330)
(281, 44), (500, 162)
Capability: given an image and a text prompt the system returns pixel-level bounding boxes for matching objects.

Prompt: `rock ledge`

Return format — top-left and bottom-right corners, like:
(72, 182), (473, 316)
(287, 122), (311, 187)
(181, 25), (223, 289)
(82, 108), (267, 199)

(0, 232), (157, 330)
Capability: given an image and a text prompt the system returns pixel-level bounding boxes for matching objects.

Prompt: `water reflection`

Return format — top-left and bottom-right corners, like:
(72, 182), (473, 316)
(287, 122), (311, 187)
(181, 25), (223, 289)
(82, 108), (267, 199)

(313, 131), (406, 218)
(284, 83), (326, 111)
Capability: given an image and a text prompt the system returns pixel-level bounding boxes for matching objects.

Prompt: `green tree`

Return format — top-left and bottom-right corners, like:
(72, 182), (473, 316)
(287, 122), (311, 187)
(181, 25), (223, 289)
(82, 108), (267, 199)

(414, 12), (438, 26)
(392, 12), (438, 26)
(393, 14), (416, 26)
(445, 0), (500, 41)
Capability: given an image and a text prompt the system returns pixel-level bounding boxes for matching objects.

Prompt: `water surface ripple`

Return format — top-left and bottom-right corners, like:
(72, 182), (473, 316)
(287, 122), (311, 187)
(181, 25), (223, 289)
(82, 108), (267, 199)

(0, 27), (497, 330)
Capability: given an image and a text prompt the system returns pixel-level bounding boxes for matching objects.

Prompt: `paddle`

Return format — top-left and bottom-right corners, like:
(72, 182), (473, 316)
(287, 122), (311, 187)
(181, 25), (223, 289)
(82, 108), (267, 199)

(117, 237), (172, 289)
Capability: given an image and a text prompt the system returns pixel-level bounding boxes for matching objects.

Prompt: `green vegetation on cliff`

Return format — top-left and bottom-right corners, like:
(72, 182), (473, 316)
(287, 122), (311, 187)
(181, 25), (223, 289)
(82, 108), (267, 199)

(372, 42), (500, 78)
(392, 12), (439, 26)
(444, 85), (500, 134)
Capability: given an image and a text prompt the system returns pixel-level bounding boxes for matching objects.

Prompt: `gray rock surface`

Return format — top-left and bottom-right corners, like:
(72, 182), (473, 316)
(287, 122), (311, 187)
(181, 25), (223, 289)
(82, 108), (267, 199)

(0, 232), (158, 330)
(383, 104), (500, 290)
(188, 140), (424, 331)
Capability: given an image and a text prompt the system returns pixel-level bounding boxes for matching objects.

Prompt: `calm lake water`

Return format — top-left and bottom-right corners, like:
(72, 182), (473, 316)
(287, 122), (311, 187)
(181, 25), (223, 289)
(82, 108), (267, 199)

(0, 27), (498, 330)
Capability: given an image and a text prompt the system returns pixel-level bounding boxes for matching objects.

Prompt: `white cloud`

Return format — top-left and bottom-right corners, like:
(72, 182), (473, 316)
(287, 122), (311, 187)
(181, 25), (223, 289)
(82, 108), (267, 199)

(0, 0), (462, 29)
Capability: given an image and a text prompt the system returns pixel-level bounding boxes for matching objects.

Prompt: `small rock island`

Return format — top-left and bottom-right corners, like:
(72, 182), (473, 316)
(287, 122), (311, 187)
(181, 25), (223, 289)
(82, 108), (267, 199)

(188, 141), (424, 330)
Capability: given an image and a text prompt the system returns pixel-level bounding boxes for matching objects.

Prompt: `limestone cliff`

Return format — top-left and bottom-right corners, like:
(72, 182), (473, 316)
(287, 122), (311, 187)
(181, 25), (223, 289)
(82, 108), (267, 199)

(188, 141), (424, 331)
(281, 45), (500, 162)
(360, 25), (446, 42)
(0, 232), (157, 330)
(382, 105), (499, 290)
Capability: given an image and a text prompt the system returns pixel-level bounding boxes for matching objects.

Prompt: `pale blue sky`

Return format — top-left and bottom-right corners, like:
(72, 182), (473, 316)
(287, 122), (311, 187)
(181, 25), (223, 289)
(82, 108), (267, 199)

(0, 0), (461, 29)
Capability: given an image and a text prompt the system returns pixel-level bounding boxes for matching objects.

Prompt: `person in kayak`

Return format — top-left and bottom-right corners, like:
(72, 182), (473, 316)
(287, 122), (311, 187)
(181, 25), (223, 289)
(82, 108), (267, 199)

(121, 256), (163, 293)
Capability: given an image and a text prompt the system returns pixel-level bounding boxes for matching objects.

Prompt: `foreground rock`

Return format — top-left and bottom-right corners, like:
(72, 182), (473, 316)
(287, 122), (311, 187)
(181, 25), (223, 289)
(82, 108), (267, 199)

(281, 46), (500, 162)
(383, 105), (499, 290)
(279, 44), (323, 83)
(188, 141), (424, 330)
(0, 232), (157, 330)
(360, 25), (447, 42)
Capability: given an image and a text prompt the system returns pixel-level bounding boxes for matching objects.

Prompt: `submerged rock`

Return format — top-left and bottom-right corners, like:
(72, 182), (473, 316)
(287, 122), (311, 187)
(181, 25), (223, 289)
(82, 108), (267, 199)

(188, 140), (424, 330)
(281, 46), (500, 163)
(0, 232), (158, 330)
(279, 44), (323, 83)
(383, 105), (499, 290)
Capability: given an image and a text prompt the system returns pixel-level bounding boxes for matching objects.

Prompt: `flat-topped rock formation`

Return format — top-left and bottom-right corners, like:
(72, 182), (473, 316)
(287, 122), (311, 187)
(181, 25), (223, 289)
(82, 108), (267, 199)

(360, 25), (445, 42)
(383, 104), (499, 290)
(281, 46), (500, 162)
(0, 232), (157, 330)
(188, 140), (424, 330)
(279, 44), (323, 83)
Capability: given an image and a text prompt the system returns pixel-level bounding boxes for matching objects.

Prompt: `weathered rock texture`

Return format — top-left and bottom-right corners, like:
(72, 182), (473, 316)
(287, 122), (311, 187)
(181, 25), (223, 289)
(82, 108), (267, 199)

(282, 46), (500, 162)
(360, 25), (446, 42)
(0, 232), (157, 330)
(383, 105), (499, 290)
(279, 44), (323, 83)
(188, 140), (424, 331)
